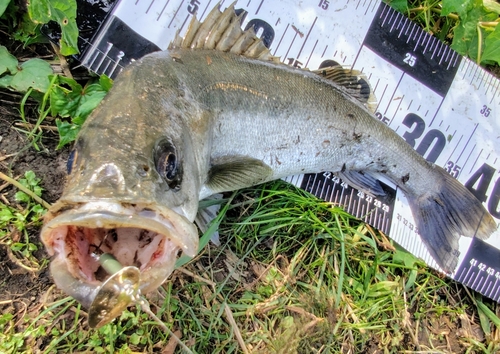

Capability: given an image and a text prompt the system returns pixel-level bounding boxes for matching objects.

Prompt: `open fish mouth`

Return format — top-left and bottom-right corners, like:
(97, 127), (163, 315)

(41, 201), (199, 308)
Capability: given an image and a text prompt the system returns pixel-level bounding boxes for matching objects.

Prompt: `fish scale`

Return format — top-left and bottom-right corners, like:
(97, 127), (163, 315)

(170, 50), (410, 183)
(41, 0), (500, 311)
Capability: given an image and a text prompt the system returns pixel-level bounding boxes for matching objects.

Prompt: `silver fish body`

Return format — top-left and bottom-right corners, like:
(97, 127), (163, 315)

(41, 9), (496, 312)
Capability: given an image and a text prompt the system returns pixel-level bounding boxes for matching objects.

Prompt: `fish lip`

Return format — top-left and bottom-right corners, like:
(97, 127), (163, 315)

(41, 201), (199, 304)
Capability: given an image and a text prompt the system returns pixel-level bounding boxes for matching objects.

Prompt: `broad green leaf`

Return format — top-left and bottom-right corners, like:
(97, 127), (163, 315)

(99, 74), (113, 92)
(49, 76), (83, 117)
(0, 45), (18, 75)
(27, 0), (52, 23)
(8, 58), (52, 92)
(0, 207), (14, 222)
(0, 0), (11, 18)
(11, 242), (25, 252)
(450, 4), (498, 62)
(50, 85), (81, 117)
(28, 0), (79, 55)
(56, 119), (81, 149)
(482, 24), (500, 64)
(484, 0), (500, 14)
(129, 333), (141, 345)
(32, 204), (45, 214)
(450, 17), (478, 60)
(12, 12), (49, 47)
(14, 191), (30, 203)
(73, 90), (108, 125)
(393, 247), (418, 268)
(53, 7), (79, 55)
(50, 74), (111, 148)
(50, 75), (109, 125)
(441, 0), (475, 17)
(385, 0), (408, 13)
(23, 170), (38, 185)
(0, 74), (12, 88)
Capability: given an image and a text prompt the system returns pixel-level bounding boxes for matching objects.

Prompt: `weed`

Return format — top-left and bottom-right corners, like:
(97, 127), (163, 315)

(0, 171), (47, 270)
(395, 0), (500, 65)
(51, 74), (113, 148)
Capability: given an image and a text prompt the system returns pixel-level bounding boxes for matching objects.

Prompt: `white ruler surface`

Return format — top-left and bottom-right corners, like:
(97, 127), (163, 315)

(72, 0), (500, 302)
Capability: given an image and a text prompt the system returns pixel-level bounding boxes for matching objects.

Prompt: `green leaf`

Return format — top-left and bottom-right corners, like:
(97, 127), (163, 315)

(99, 74), (113, 92)
(50, 78), (83, 118)
(57, 9), (79, 56)
(475, 298), (500, 336)
(32, 204), (45, 214)
(385, 0), (408, 13)
(27, 0), (79, 55)
(0, 56), (53, 93)
(0, 46), (18, 75)
(72, 93), (107, 124)
(392, 244), (419, 267)
(0, 73), (13, 88)
(450, 3), (498, 62)
(27, 0), (52, 23)
(51, 76), (109, 119)
(482, 24), (500, 64)
(441, 0), (474, 17)
(12, 13), (48, 47)
(14, 191), (30, 203)
(129, 333), (140, 345)
(50, 74), (111, 147)
(23, 170), (38, 185)
(484, 0), (500, 14)
(476, 298), (500, 327)
(11, 243), (25, 252)
(55, 119), (81, 149)
(0, 0), (11, 18)
(0, 207), (14, 223)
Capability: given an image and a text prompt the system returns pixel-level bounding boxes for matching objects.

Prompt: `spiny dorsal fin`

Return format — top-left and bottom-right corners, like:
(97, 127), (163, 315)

(312, 60), (378, 113)
(170, 2), (377, 111)
(169, 1), (279, 62)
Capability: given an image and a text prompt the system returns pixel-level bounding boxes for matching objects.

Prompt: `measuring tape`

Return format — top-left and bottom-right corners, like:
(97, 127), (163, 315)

(56, 0), (500, 302)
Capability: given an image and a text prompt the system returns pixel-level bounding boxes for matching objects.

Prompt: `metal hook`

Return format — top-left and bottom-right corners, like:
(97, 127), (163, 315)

(88, 252), (141, 328)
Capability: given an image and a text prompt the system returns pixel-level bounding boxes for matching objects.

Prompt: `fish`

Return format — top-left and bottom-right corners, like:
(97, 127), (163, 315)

(41, 3), (496, 313)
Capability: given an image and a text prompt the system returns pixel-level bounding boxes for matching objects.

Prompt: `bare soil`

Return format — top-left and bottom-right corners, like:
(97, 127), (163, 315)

(0, 89), (69, 309)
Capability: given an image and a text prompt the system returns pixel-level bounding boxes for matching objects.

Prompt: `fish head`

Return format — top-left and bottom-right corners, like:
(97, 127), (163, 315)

(40, 54), (205, 308)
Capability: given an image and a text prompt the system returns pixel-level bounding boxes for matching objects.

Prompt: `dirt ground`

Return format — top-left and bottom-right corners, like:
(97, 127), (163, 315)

(0, 88), (69, 307)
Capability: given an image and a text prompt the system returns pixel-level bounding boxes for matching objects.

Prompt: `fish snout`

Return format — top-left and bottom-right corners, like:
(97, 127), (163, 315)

(85, 163), (126, 194)
(69, 161), (157, 201)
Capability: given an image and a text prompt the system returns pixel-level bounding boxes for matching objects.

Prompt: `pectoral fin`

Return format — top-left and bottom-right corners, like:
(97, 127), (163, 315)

(206, 156), (273, 193)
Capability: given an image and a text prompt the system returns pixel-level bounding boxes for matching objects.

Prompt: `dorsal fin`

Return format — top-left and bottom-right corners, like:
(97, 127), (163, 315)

(312, 60), (378, 113)
(169, 2), (279, 62)
(169, 2), (377, 111)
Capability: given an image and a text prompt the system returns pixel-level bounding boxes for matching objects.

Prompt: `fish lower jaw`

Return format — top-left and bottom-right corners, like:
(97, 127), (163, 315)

(41, 201), (199, 305)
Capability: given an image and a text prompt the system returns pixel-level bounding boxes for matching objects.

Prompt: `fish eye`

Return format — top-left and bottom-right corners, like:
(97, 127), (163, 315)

(67, 149), (77, 175)
(154, 139), (182, 190)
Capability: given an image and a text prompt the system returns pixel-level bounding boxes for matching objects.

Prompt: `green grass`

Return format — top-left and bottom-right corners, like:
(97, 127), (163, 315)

(2, 180), (499, 352)
(1, 0), (500, 353)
